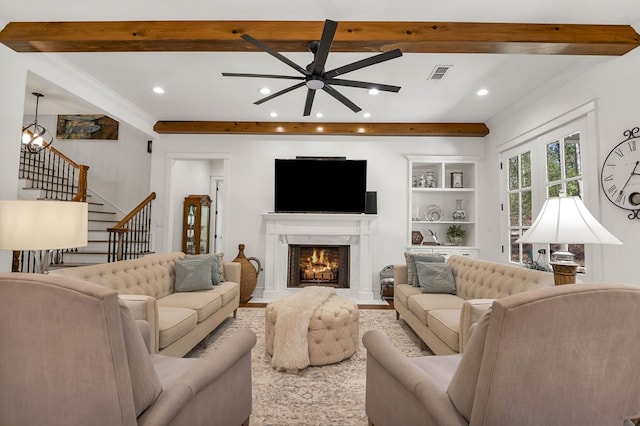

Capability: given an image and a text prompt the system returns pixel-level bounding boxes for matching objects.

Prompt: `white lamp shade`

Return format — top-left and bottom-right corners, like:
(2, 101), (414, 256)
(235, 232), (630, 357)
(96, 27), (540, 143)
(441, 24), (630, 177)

(0, 200), (88, 250)
(516, 195), (622, 245)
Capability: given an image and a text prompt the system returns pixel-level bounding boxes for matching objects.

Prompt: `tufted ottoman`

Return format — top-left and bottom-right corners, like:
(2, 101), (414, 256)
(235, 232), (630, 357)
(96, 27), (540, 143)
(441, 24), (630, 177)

(265, 293), (359, 367)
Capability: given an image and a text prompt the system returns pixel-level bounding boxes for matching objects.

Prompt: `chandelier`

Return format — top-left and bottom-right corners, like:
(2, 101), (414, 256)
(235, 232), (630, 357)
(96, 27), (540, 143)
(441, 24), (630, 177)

(22, 92), (53, 153)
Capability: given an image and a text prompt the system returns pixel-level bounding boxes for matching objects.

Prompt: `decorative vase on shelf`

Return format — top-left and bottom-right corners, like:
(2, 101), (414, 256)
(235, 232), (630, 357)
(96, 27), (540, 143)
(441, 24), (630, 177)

(232, 244), (262, 303)
(452, 199), (466, 221)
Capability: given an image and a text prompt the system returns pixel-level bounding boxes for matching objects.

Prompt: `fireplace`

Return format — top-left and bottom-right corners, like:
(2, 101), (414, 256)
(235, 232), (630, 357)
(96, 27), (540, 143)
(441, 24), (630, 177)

(261, 213), (377, 303)
(288, 244), (350, 288)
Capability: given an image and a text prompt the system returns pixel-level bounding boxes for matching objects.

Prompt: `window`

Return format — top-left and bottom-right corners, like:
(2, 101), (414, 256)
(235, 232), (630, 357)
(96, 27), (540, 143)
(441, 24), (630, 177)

(544, 132), (585, 270)
(500, 112), (598, 277)
(507, 151), (533, 265)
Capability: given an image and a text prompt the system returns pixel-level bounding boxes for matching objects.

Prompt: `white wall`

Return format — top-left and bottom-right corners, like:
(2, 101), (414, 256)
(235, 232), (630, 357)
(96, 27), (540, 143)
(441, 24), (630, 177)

(150, 134), (485, 297)
(0, 44), (156, 271)
(31, 114), (153, 214)
(0, 44), (28, 271)
(485, 46), (640, 284)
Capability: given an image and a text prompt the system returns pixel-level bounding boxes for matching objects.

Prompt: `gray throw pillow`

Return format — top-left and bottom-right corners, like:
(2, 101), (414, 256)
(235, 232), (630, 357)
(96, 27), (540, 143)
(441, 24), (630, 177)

(174, 256), (214, 292)
(415, 261), (456, 294)
(404, 252), (446, 287)
(214, 252), (225, 282)
(187, 254), (221, 285)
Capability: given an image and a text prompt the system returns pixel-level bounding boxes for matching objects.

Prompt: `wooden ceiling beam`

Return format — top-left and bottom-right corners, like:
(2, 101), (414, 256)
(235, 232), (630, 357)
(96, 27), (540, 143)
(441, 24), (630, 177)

(153, 121), (490, 137)
(1, 21), (639, 55)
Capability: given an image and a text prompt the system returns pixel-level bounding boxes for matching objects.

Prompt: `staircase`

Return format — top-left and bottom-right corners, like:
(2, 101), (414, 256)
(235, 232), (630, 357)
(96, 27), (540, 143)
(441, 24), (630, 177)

(16, 147), (155, 271)
(17, 183), (121, 268)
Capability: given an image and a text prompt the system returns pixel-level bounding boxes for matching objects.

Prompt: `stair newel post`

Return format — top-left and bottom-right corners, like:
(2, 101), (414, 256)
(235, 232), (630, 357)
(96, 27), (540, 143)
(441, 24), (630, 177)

(76, 165), (89, 202)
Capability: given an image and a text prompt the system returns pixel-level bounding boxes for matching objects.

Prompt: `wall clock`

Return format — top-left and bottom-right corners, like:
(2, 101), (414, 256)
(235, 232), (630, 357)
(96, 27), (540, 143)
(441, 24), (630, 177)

(601, 127), (640, 220)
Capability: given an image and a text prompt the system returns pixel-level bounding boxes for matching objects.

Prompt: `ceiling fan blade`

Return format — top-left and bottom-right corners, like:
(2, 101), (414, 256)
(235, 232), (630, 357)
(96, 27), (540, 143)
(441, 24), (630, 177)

(254, 81), (306, 105)
(222, 72), (304, 81)
(241, 34), (310, 76)
(325, 78), (401, 93)
(303, 89), (316, 116)
(322, 85), (362, 113)
(311, 19), (338, 75)
(324, 49), (403, 79)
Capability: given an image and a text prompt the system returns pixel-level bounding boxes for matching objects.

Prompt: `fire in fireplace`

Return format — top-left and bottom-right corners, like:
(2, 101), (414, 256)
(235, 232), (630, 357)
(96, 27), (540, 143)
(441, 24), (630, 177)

(288, 244), (349, 288)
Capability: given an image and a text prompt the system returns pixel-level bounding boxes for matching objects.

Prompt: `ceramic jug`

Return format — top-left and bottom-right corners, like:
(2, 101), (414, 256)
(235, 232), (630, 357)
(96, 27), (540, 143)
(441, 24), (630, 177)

(233, 243), (262, 303)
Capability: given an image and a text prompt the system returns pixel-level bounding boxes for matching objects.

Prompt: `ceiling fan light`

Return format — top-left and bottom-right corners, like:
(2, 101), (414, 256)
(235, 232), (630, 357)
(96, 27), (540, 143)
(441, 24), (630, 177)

(270, 111), (278, 117)
(477, 88), (489, 96)
(363, 112), (371, 118)
(315, 112), (323, 118)
(368, 88), (380, 95)
(306, 79), (324, 90)
(260, 87), (271, 95)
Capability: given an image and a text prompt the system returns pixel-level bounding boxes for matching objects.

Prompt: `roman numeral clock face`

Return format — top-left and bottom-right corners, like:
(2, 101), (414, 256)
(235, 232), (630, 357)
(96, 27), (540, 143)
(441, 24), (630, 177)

(601, 128), (640, 220)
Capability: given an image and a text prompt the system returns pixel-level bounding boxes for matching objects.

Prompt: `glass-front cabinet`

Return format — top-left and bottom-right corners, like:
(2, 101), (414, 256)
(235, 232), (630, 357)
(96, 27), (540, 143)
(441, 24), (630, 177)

(182, 194), (212, 255)
(407, 155), (479, 259)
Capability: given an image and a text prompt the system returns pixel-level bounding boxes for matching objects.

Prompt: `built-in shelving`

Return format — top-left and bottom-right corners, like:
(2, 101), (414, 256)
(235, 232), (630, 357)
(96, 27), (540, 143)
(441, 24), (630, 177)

(407, 155), (479, 258)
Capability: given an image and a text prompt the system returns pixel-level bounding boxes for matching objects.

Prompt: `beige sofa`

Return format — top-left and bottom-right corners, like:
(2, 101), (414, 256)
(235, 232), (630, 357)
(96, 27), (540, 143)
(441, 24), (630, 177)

(51, 252), (241, 357)
(394, 255), (555, 355)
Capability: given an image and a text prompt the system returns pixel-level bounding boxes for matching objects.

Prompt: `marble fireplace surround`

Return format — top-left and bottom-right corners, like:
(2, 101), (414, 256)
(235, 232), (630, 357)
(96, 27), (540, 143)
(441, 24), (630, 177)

(261, 213), (377, 303)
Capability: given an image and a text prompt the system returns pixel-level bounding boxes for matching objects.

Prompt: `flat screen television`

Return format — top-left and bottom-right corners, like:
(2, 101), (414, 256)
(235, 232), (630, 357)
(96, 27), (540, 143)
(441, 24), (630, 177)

(274, 158), (367, 213)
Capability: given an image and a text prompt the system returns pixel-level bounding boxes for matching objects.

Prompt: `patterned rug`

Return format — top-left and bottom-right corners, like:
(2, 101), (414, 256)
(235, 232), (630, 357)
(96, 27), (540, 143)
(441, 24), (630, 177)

(189, 307), (432, 425)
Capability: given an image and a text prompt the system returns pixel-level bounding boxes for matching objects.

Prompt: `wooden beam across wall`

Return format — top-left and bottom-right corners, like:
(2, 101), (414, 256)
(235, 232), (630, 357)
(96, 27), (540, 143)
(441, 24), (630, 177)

(153, 121), (490, 137)
(1, 21), (639, 56)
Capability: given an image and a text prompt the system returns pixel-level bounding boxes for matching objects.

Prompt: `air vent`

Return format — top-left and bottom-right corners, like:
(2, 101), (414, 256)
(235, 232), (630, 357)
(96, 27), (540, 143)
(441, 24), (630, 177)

(428, 65), (452, 80)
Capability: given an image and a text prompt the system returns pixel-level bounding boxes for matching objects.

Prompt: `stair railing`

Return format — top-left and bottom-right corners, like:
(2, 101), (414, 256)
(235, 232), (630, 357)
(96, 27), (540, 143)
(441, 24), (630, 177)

(19, 145), (89, 202)
(14, 147), (90, 272)
(108, 192), (156, 262)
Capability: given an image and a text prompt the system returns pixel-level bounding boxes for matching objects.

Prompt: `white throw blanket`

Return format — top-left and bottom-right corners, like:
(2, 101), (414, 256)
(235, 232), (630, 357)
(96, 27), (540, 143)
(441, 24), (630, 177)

(271, 286), (335, 372)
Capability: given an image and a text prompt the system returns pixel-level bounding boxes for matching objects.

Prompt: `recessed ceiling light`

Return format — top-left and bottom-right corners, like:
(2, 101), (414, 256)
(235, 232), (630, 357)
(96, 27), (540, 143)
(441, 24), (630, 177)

(276, 126), (284, 132)
(316, 126), (324, 132)
(315, 112), (323, 118)
(358, 128), (366, 133)
(270, 112), (278, 118)
(260, 87), (271, 95)
(363, 112), (371, 118)
(477, 88), (489, 96)
(152, 86), (165, 94)
(368, 88), (380, 96)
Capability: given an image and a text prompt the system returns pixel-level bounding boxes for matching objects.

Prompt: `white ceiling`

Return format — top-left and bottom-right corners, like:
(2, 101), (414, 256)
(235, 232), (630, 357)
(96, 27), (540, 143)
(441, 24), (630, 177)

(6, 0), (640, 124)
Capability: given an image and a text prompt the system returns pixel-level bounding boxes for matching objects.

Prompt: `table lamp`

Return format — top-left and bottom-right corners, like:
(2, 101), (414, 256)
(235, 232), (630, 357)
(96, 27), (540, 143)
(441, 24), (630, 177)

(516, 192), (622, 284)
(0, 200), (88, 273)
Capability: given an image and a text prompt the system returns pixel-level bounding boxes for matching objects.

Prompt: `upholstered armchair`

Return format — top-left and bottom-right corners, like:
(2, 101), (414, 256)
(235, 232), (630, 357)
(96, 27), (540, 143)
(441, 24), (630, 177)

(364, 283), (640, 425)
(0, 272), (256, 426)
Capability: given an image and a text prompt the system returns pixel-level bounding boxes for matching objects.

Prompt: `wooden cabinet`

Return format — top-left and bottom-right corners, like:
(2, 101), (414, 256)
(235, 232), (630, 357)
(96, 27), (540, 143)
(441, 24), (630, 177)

(182, 194), (212, 255)
(407, 156), (479, 258)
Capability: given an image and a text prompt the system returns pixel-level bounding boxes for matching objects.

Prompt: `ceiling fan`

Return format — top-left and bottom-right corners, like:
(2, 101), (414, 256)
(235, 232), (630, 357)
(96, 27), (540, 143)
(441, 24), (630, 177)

(222, 19), (403, 116)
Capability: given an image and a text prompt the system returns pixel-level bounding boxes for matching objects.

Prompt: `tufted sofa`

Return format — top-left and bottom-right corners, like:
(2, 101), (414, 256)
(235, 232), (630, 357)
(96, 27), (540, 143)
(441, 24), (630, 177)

(51, 252), (240, 357)
(394, 255), (555, 355)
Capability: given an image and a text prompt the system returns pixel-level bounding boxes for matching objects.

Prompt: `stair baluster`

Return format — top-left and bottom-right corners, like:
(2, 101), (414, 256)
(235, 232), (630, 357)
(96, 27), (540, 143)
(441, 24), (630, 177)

(108, 192), (156, 262)
(14, 146), (89, 272)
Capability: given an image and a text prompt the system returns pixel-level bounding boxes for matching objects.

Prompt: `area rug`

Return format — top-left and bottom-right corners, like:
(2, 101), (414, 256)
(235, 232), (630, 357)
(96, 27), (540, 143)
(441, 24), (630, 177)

(189, 307), (432, 425)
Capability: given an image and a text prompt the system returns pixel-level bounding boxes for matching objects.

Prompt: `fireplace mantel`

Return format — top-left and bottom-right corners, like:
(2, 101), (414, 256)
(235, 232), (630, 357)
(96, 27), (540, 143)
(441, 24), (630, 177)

(261, 213), (377, 303)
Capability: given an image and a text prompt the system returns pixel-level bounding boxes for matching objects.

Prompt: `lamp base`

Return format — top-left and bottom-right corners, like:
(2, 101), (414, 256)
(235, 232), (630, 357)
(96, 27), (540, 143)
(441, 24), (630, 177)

(550, 262), (578, 285)
(33, 249), (53, 274)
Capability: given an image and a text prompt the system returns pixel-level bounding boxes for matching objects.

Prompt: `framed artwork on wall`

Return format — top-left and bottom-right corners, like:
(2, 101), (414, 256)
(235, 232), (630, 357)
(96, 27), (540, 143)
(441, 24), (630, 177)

(56, 114), (119, 140)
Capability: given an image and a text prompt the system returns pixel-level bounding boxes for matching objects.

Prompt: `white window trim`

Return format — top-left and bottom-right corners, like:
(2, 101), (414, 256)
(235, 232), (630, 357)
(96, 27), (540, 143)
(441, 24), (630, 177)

(498, 101), (606, 281)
